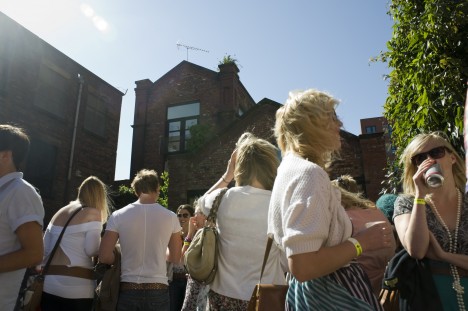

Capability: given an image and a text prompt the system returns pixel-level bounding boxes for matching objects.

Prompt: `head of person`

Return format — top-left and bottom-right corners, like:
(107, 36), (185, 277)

(333, 174), (359, 193)
(131, 169), (160, 197)
(77, 176), (110, 222)
(400, 131), (466, 195)
(331, 178), (375, 210)
(234, 133), (279, 191)
(0, 124), (30, 172)
(193, 199), (207, 228)
(176, 204), (194, 232)
(376, 193), (398, 224)
(274, 89), (343, 168)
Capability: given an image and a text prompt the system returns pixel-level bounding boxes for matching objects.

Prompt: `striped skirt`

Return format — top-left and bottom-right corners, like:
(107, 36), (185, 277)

(287, 262), (383, 311)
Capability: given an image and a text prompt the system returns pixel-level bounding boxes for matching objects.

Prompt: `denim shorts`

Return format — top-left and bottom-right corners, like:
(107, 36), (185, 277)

(117, 288), (169, 311)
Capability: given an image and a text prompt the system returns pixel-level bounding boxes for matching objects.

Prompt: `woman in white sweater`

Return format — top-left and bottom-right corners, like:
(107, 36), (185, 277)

(199, 133), (287, 311)
(268, 89), (393, 310)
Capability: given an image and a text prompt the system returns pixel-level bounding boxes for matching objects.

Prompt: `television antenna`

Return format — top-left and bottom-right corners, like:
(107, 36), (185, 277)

(176, 42), (209, 61)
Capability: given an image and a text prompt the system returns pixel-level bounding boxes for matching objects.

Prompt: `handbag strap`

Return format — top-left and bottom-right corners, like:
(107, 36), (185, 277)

(206, 188), (228, 226)
(42, 207), (83, 275)
(259, 236), (274, 282)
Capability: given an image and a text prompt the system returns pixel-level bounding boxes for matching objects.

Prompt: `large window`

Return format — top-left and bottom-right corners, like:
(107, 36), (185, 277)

(167, 102), (199, 153)
(84, 94), (107, 137)
(34, 64), (69, 118)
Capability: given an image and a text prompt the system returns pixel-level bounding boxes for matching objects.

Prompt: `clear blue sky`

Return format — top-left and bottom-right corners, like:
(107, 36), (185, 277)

(1, 0), (393, 180)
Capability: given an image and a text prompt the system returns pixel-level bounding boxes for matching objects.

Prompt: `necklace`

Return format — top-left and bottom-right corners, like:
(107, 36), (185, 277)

(427, 189), (465, 311)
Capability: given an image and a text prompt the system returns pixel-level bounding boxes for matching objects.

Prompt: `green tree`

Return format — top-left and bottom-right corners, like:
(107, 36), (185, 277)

(158, 171), (169, 207)
(377, 0), (468, 191)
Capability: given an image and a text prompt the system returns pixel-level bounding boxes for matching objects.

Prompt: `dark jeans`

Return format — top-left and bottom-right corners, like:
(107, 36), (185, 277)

(41, 291), (94, 311)
(169, 278), (187, 311)
(117, 288), (169, 311)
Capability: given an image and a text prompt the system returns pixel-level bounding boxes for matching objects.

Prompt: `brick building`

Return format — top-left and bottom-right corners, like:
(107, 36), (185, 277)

(0, 12), (124, 222)
(129, 61), (391, 209)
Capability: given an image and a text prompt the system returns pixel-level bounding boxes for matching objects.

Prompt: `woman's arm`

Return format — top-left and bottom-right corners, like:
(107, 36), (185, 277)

(289, 222), (393, 282)
(427, 233), (468, 270)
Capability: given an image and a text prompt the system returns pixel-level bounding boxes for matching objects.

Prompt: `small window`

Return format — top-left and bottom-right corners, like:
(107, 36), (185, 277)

(365, 126), (377, 134)
(34, 65), (69, 118)
(84, 94), (107, 137)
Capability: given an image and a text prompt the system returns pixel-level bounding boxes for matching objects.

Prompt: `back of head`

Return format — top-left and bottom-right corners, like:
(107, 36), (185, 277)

(332, 174), (359, 193)
(400, 131), (466, 194)
(78, 176), (110, 221)
(235, 133), (279, 190)
(274, 89), (340, 167)
(376, 193), (397, 224)
(131, 169), (160, 196)
(0, 124), (30, 171)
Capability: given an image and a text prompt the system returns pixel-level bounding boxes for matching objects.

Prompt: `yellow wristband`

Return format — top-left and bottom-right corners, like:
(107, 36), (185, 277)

(183, 241), (191, 246)
(347, 237), (363, 257)
(414, 198), (426, 205)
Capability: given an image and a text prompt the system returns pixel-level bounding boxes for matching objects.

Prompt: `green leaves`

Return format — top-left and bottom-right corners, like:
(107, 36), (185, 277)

(379, 0), (468, 192)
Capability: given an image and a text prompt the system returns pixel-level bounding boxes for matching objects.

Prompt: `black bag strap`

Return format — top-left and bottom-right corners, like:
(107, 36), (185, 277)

(259, 236), (274, 283)
(205, 188), (228, 226)
(42, 207), (83, 275)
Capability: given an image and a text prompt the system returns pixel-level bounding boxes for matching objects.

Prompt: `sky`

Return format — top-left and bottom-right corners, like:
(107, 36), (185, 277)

(1, 0), (394, 181)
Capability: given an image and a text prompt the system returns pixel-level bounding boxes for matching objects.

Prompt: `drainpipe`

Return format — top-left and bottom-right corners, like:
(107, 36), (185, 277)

(68, 74), (84, 180)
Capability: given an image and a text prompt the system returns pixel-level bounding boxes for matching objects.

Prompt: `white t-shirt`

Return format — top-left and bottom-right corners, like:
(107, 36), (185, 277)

(201, 186), (287, 301)
(42, 204), (102, 299)
(106, 202), (181, 285)
(268, 152), (352, 258)
(0, 172), (44, 310)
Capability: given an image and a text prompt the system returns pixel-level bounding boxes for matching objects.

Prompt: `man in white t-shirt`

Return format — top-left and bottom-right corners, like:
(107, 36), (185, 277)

(0, 124), (44, 310)
(99, 169), (182, 311)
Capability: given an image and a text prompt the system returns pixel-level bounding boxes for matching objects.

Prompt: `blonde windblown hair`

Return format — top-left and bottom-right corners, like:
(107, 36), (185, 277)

(274, 89), (342, 168)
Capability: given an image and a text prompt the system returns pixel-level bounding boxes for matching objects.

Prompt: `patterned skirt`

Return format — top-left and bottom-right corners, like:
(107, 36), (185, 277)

(287, 262), (383, 311)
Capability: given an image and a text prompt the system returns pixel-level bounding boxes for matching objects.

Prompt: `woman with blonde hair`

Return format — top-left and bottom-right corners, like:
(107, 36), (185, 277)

(198, 132), (287, 310)
(41, 176), (110, 311)
(268, 89), (392, 310)
(394, 132), (468, 309)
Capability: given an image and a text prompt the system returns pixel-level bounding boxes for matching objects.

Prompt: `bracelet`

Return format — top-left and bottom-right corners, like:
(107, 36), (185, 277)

(184, 237), (192, 243)
(414, 198), (426, 205)
(221, 176), (231, 184)
(347, 237), (363, 257)
(183, 241), (191, 246)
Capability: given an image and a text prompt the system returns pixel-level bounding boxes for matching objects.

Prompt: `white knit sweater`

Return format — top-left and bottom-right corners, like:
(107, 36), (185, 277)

(268, 152), (352, 258)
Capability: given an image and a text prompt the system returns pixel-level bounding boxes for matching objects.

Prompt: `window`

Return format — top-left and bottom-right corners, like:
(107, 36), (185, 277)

(167, 102), (200, 153)
(365, 126), (377, 134)
(34, 65), (69, 118)
(84, 94), (107, 137)
(24, 139), (57, 198)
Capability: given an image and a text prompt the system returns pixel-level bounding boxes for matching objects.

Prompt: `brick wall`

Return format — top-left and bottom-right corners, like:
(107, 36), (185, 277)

(0, 12), (123, 223)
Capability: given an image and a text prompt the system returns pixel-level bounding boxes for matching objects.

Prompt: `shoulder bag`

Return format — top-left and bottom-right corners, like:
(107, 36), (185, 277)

(16, 207), (83, 311)
(248, 236), (288, 311)
(184, 188), (227, 284)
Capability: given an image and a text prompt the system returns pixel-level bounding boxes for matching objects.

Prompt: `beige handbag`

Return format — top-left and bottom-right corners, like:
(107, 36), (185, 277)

(184, 188), (227, 284)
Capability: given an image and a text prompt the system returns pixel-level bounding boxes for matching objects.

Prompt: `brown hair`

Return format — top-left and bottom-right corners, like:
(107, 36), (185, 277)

(131, 169), (160, 196)
(0, 124), (30, 170)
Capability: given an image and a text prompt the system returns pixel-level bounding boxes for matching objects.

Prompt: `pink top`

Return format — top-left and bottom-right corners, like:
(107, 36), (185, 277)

(346, 208), (397, 296)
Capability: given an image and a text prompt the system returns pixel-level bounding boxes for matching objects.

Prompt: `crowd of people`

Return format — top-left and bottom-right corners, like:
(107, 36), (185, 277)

(0, 86), (467, 311)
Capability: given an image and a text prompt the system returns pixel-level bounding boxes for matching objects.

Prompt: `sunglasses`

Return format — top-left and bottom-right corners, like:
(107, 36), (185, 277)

(177, 213), (190, 218)
(411, 146), (448, 166)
